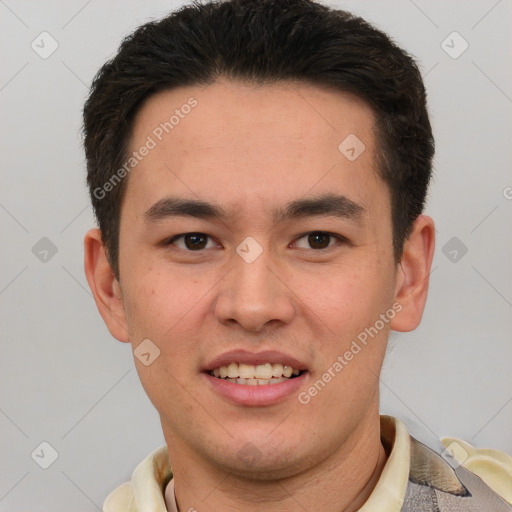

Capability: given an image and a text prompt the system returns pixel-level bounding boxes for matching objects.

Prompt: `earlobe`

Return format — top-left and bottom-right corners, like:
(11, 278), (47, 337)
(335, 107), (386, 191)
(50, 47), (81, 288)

(390, 215), (435, 332)
(84, 229), (130, 342)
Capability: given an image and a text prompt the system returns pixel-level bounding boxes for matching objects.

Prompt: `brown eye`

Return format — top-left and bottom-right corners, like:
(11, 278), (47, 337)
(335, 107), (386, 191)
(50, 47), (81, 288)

(183, 233), (208, 250)
(308, 231), (331, 249)
(169, 233), (214, 250)
(293, 231), (343, 250)
(307, 232), (332, 249)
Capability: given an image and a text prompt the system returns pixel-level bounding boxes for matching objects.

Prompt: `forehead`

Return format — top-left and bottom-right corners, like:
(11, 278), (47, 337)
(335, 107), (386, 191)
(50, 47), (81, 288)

(124, 79), (385, 221)
(132, 79), (376, 152)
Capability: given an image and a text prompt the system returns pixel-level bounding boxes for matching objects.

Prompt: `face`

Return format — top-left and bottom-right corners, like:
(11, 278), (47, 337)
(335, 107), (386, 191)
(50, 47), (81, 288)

(89, 80), (427, 479)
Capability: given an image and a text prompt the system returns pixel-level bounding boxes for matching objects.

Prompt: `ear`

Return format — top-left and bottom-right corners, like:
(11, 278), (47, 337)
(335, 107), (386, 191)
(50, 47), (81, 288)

(390, 215), (435, 332)
(84, 228), (130, 342)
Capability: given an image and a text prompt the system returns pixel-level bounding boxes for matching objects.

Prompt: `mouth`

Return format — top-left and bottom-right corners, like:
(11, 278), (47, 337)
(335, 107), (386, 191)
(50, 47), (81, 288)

(202, 349), (309, 405)
(208, 362), (304, 385)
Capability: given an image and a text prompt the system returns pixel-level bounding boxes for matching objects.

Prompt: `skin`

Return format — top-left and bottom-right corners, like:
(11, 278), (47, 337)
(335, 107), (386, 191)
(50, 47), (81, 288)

(84, 80), (435, 512)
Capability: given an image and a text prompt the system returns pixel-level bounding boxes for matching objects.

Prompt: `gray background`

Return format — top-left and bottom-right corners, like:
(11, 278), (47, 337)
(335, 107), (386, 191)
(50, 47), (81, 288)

(1, 0), (511, 510)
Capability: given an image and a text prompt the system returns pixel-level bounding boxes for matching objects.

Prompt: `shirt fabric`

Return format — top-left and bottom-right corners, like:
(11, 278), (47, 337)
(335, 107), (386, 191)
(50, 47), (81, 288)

(103, 415), (512, 511)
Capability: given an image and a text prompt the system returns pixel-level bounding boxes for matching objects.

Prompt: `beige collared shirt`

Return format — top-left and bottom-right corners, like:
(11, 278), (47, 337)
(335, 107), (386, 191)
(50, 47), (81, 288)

(103, 416), (512, 511)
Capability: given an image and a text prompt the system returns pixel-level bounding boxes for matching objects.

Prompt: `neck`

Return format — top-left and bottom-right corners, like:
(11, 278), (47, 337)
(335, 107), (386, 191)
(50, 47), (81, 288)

(164, 414), (387, 512)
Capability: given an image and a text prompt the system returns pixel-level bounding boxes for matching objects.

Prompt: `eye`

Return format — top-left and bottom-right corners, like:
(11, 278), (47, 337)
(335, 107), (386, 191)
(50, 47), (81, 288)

(167, 233), (216, 251)
(293, 231), (343, 250)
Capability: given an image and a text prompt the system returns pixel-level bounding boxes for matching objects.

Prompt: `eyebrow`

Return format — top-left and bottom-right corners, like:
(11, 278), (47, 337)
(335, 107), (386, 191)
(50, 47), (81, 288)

(143, 194), (365, 224)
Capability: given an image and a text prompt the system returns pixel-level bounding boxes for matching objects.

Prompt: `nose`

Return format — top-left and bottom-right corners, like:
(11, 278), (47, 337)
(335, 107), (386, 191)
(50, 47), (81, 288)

(214, 245), (295, 333)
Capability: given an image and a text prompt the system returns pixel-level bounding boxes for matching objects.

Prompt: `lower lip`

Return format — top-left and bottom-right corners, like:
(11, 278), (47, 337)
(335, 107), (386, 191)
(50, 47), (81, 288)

(203, 372), (308, 406)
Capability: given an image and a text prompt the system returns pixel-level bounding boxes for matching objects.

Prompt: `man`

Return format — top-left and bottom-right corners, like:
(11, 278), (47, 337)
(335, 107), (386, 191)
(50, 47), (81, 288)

(82, 0), (512, 510)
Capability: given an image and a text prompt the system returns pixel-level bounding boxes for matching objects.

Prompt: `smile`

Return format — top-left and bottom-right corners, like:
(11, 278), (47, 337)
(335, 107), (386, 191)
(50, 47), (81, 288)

(210, 362), (302, 385)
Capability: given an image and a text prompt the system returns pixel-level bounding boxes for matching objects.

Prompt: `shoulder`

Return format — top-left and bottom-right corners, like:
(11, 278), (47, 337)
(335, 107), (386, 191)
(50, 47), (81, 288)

(103, 482), (136, 512)
(103, 445), (172, 512)
(402, 433), (512, 510)
(441, 437), (512, 505)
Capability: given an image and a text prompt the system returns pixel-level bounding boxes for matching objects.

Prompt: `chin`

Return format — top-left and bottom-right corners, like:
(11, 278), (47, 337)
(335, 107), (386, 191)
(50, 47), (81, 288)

(209, 436), (315, 481)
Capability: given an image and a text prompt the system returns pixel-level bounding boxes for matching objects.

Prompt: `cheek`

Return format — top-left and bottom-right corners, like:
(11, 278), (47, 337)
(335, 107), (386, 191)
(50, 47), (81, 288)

(121, 263), (219, 385)
(290, 259), (393, 334)
(121, 265), (199, 342)
(121, 268), (205, 407)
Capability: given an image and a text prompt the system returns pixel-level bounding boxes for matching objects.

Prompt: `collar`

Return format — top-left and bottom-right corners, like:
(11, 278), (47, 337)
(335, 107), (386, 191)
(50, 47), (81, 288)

(104, 415), (412, 512)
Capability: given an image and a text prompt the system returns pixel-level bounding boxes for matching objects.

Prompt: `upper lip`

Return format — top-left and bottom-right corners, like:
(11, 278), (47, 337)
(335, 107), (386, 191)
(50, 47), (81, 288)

(203, 349), (308, 372)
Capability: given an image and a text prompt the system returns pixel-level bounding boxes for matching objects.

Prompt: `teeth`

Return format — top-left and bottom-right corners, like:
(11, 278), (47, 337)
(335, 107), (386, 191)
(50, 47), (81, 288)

(226, 377), (290, 385)
(239, 363), (255, 379)
(282, 366), (293, 378)
(210, 362), (303, 383)
(227, 363), (238, 378)
(255, 363), (273, 379)
(272, 363), (283, 378)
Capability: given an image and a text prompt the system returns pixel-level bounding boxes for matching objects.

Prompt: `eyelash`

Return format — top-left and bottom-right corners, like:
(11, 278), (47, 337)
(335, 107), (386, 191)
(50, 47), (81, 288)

(165, 231), (347, 251)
